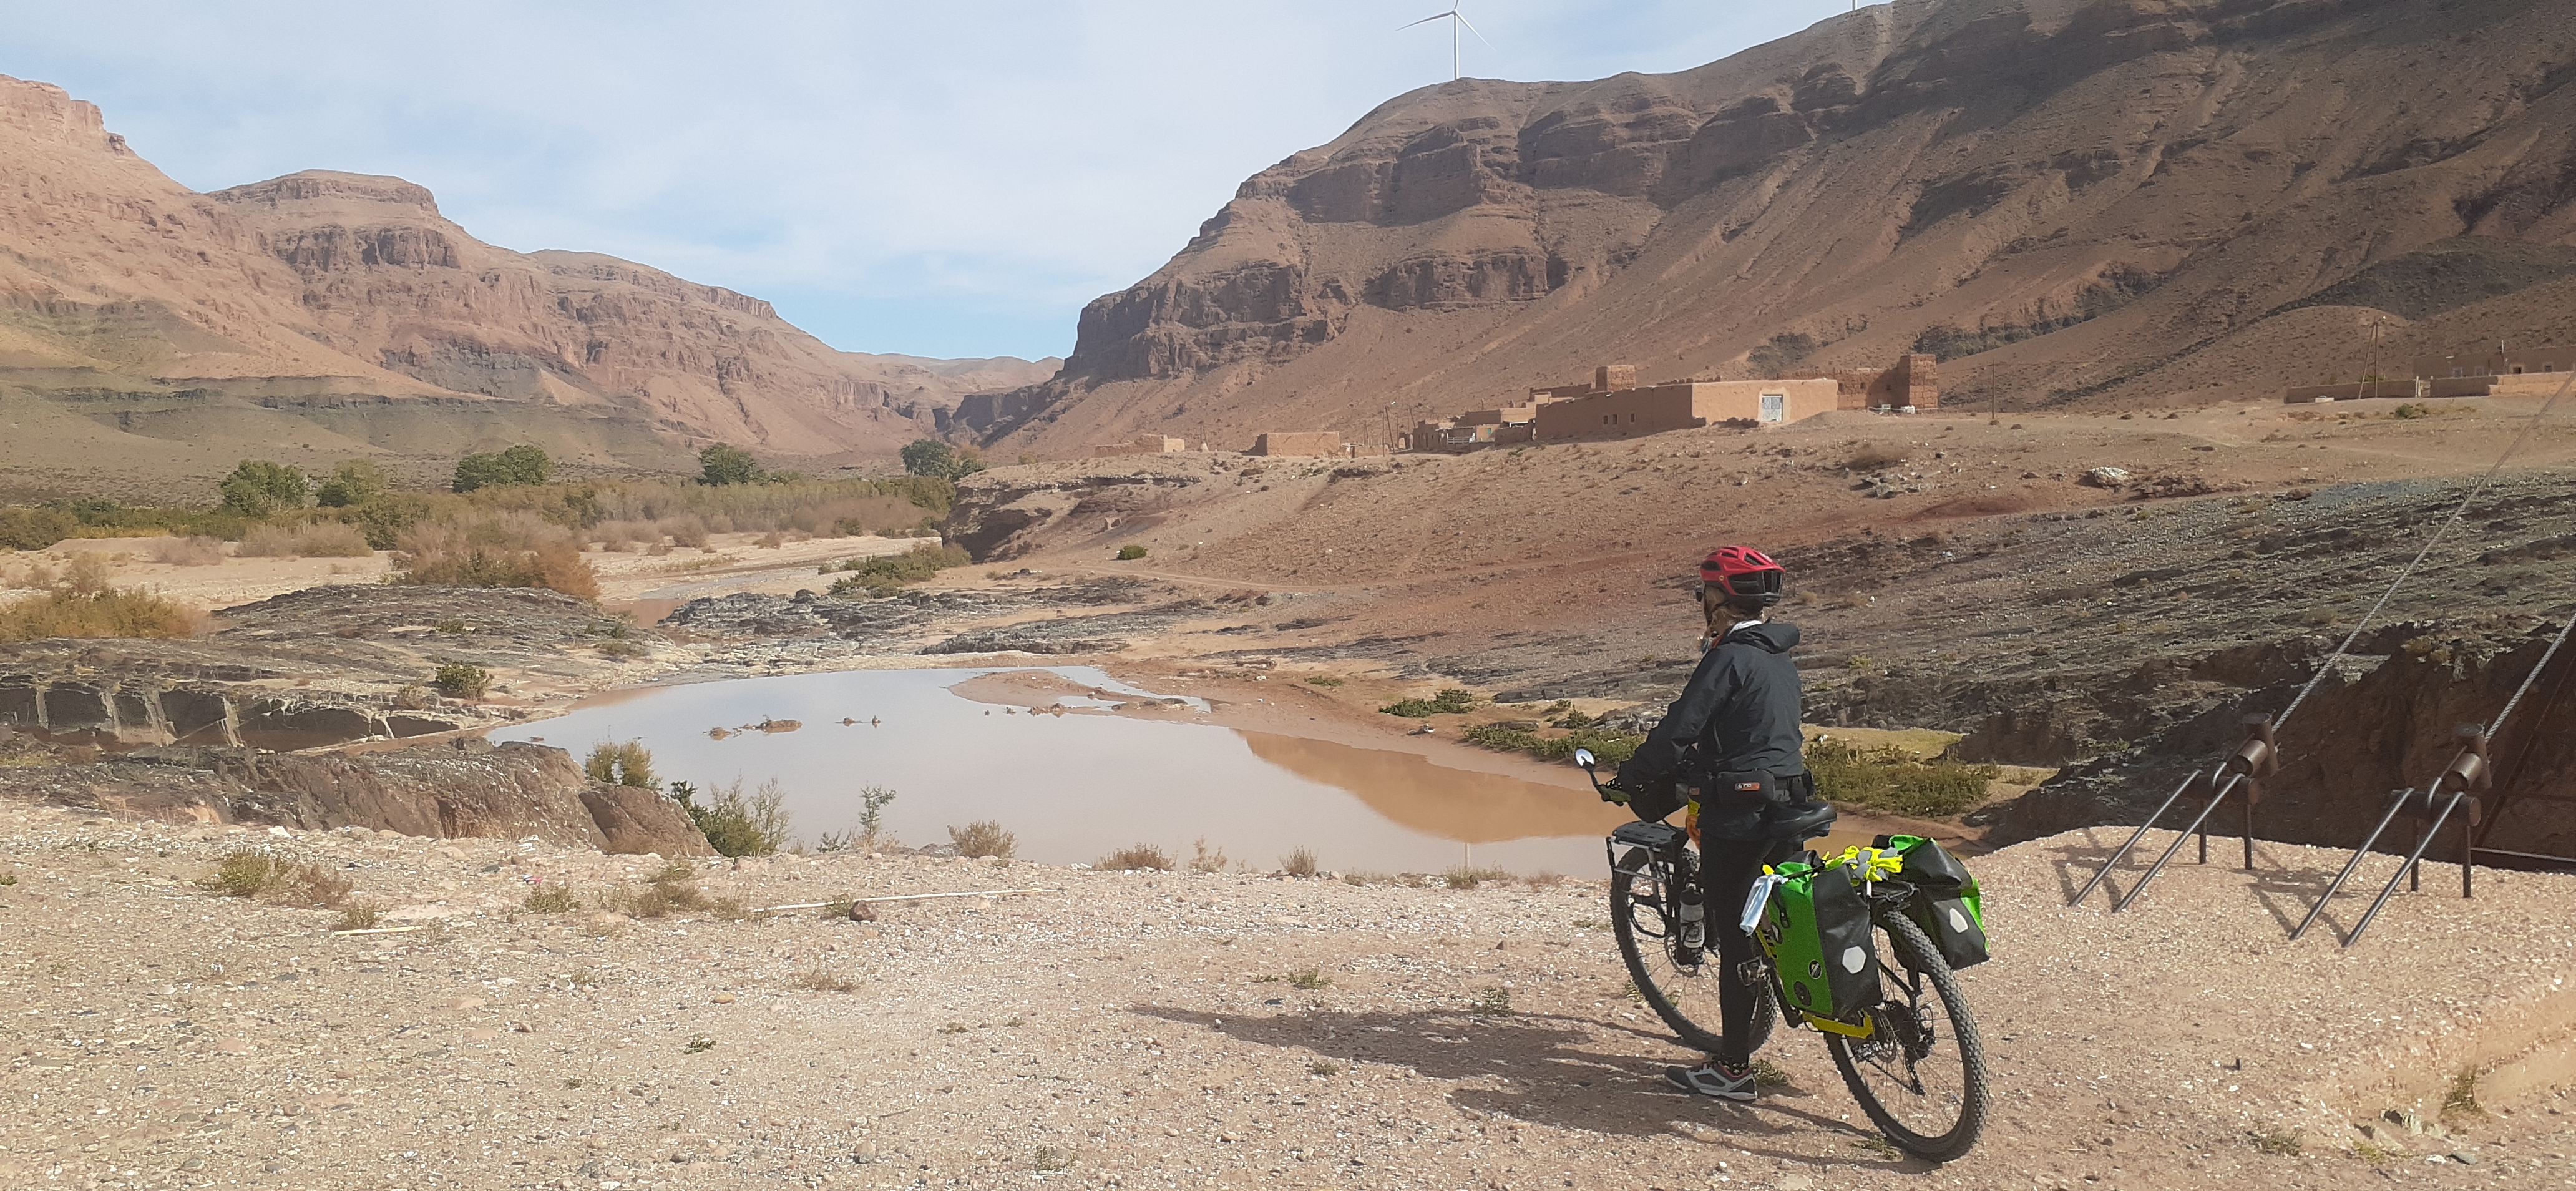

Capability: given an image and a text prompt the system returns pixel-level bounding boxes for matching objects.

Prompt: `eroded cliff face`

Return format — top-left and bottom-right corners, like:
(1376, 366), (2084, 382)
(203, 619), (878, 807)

(0, 75), (1051, 473)
(978, 0), (2576, 453)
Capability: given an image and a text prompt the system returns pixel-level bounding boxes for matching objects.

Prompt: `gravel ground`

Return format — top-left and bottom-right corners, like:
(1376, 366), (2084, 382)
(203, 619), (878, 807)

(3, 804), (2574, 1190)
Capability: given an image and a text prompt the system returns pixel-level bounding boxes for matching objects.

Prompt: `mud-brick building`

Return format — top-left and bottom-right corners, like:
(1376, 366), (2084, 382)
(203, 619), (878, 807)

(1091, 434), (1191, 458)
(1532, 376), (1838, 441)
(1779, 353), (1940, 411)
(2409, 346), (2574, 379)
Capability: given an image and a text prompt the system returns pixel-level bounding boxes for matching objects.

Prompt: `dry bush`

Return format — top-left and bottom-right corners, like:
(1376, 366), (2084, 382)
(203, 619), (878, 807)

(145, 536), (225, 566)
(1097, 843), (1174, 871)
(1281, 847), (1319, 878)
(240, 521), (373, 559)
(583, 740), (657, 789)
(201, 849), (352, 908)
(523, 885), (580, 914)
(333, 903), (380, 931)
(393, 514), (598, 600)
(1443, 865), (1513, 890)
(948, 820), (1017, 860)
(607, 862), (708, 918)
(0, 584), (199, 644)
(789, 967), (861, 993)
(1188, 837), (1230, 874)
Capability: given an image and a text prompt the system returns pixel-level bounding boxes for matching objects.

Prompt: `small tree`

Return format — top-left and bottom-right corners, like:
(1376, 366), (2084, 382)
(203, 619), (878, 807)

(452, 444), (552, 493)
(218, 460), (309, 517)
(900, 439), (957, 478)
(584, 740), (657, 789)
(698, 443), (762, 486)
(313, 459), (389, 507)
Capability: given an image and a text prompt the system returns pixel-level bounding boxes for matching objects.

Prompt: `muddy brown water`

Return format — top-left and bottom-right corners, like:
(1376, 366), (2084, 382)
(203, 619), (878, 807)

(490, 667), (1642, 875)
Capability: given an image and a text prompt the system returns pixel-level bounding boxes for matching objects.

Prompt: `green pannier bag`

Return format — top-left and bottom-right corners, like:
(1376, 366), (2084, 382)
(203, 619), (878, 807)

(1752, 855), (1883, 1022)
(1876, 833), (1988, 971)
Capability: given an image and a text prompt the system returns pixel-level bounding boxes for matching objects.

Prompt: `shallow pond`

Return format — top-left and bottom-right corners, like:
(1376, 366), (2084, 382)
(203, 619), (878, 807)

(490, 667), (1629, 875)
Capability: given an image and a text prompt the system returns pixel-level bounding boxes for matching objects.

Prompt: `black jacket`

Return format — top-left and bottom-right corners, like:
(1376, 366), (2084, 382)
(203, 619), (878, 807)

(1617, 620), (1808, 792)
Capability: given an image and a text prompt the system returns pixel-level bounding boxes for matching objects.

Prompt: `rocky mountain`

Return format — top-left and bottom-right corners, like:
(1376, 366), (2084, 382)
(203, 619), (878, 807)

(0, 74), (1056, 492)
(968, 0), (2576, 454)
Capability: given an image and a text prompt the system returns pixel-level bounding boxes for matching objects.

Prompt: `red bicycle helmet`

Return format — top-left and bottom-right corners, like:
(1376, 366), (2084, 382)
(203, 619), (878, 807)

(1700, 546), (1785, 607)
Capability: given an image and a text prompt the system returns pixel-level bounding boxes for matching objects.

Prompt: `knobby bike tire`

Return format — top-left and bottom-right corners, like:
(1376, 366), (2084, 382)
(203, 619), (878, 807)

(1824, 910), (1989, 1162)
(1608, 867), (1772, 1056)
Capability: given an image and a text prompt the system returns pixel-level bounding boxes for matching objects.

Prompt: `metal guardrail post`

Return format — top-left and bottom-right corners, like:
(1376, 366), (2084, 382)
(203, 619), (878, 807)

(2288, 787), (2418, 942)
(2348, 785), (2474, 948)
(2446, 728), (2491, 899)
(2109, 715), (2277, 912)
(2069, 767), (2210, 907)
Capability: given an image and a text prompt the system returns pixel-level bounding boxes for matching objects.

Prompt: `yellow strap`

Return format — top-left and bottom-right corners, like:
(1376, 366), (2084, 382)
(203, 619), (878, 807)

(1803, 1011), (1876, 1039)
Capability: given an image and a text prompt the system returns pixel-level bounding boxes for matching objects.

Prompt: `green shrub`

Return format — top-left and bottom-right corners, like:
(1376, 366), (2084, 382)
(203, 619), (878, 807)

(901, 439), (987, 481)
(432, 662), (490, 699)
(1380, 688), (1477, 717)
(313, 459), (390, 507)
(218, 460), (310, 517)
(1116, 544), (1147, 561)
(826, 543), (970, 596)
(1804, 739), (1998, 817)
(1460, 722), (1645, 764)
(673, 778), (791, 857)
(0, 507), (78, 550)
(452, 444), (553, 493)
(699, 443), (763, 486)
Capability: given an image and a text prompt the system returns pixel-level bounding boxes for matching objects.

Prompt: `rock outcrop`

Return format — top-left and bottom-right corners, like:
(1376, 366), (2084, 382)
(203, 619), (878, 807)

(1989, 624), (2576, 863)
(972, 0), (2576, 453)
(0, 737), (713, 855)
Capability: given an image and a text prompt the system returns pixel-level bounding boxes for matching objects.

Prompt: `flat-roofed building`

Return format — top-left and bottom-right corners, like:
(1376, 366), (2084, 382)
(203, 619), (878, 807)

(1533, 378), (1837, 441)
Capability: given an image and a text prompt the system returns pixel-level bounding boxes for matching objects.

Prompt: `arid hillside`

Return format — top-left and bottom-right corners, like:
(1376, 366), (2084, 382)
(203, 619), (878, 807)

(970, 0), (2576, 454)
(0, 74), (1056, 494)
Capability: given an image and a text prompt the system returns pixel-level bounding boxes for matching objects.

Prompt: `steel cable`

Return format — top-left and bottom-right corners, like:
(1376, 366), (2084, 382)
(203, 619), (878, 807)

(2270, 370), (2575, 732)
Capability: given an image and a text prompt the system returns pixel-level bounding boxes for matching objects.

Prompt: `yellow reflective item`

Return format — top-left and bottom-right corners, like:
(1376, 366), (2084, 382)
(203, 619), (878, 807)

(1802, 1011), (1876, 1039)
(1828, 845), (1905, 882)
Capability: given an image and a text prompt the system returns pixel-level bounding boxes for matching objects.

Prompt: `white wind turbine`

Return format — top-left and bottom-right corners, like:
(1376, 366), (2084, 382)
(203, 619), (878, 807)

(1401, 1), (1491, 82)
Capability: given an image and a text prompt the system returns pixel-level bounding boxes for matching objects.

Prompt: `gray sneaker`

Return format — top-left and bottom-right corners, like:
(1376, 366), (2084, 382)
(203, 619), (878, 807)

(1664, 1061), (1757, 1102)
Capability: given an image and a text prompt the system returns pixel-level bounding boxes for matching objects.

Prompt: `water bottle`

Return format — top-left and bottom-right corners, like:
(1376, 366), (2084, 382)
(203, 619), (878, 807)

(1677, 885), (1707, 951)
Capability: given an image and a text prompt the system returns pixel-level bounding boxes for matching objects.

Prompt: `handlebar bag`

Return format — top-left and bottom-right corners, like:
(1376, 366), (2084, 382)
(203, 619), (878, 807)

(1874, 833), (1988, 970)
(1752, 856), (1883, 1021)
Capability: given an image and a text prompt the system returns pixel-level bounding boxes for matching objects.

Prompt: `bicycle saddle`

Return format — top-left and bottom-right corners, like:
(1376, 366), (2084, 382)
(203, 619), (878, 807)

(1769, 800), (1837, 843)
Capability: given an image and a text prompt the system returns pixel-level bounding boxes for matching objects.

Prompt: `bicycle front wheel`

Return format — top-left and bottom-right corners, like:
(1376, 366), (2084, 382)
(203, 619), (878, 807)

(1609, 866), (1771, 1056)
(1825, 910), (1989, 1161)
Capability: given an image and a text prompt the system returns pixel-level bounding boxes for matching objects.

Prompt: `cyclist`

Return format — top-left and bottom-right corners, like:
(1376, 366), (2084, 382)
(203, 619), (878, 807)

(1614, 545), (1828, 1102)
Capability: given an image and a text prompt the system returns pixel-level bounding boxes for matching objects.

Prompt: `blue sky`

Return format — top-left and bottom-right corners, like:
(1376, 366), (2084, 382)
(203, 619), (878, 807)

(11, 1), (1865, 360)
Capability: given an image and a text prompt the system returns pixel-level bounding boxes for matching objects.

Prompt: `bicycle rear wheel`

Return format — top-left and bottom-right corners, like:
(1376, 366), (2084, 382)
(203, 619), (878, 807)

(1609, 864), (1772, 1056)
(1825, 910), (1988, 1161)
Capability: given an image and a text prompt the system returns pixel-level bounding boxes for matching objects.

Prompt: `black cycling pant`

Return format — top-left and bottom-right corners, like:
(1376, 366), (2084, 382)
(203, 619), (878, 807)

(1699, 835), (1805, 1067)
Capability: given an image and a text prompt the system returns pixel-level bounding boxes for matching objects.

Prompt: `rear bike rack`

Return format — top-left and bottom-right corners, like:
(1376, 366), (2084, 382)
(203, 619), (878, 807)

(2069, 715), (2276, 910)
